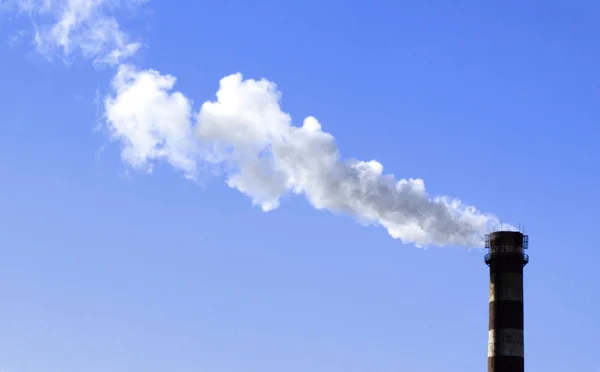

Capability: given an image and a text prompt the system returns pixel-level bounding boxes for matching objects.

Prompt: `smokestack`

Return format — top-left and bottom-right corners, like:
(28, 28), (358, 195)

(485, 231), (529, 372)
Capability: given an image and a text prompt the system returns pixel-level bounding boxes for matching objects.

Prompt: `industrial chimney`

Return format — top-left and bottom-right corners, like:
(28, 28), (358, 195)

(485, 231), (529, 372)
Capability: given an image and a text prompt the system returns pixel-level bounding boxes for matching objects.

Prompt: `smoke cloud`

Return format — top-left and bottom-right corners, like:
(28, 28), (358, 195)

(3, 0), (515, 248)
(104, 65), (506, 248)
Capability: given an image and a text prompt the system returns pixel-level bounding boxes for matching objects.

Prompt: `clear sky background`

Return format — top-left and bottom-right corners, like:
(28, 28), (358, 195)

(0, 1), (599, 371)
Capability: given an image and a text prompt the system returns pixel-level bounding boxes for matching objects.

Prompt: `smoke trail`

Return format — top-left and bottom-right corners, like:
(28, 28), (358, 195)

(2, 0), (516, 249)
(104, 65), (507, 248)
(4, 1), (510, 248)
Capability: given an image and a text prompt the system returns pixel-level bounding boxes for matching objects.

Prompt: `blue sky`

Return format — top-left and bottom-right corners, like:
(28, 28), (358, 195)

(0, 0), (598, 371)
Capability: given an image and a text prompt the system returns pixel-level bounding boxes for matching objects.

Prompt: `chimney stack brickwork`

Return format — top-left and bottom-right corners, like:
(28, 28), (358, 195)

(485, 231), (528, 372)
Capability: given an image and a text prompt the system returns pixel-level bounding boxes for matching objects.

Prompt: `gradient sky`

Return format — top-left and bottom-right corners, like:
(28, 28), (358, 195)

(1, 1), (599, 371)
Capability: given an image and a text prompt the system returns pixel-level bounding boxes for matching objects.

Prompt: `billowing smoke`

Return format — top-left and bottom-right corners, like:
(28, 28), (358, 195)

(104, 65), (507, 248)
(5, 0), (509, 248)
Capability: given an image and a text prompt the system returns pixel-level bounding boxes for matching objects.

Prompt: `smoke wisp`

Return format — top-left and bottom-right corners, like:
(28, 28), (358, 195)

(11, 0), (145, 66)
(104, 65), (506, 248)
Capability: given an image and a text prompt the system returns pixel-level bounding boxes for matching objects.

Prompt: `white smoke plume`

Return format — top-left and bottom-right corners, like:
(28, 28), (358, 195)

(11, 0), (145, 65)
(104, 65), (508, 248)
(3, 0), (516, 248)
